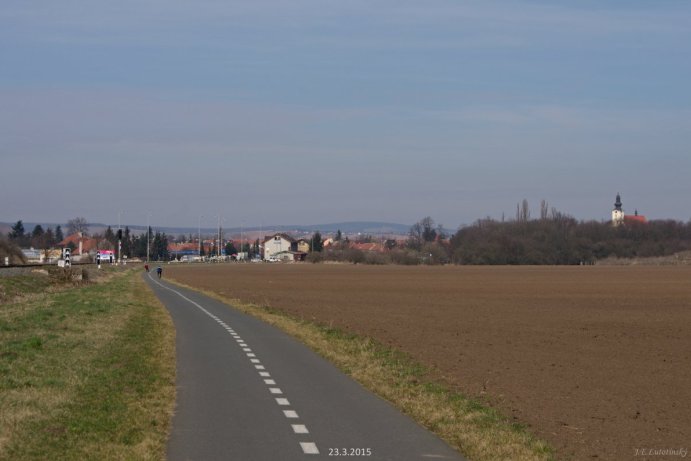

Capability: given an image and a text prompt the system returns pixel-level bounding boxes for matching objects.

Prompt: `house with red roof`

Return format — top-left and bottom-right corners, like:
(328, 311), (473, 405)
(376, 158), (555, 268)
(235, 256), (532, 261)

(59, 233), (108, 256)
(351, 242), (385, 253)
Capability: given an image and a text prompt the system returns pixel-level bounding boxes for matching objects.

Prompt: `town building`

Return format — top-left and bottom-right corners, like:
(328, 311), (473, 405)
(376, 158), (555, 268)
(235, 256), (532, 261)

(263, 233), (295, 260)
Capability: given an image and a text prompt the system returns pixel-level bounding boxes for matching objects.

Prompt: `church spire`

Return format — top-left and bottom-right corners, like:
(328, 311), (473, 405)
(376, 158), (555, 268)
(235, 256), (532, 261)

(614, 193), (622, 211)
(612, 193), (625, 226)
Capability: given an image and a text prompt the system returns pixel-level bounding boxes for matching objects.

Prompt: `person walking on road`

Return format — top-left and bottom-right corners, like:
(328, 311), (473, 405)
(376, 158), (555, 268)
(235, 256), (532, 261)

(156, 266), (162, 278)
(145, 264), (149, 272)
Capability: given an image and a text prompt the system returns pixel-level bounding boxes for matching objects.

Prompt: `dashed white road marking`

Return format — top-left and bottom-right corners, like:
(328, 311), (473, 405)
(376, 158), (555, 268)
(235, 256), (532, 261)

(148, 275), (319, 456)
(300, 442), (320, 455)
(292, 424), (309, 434)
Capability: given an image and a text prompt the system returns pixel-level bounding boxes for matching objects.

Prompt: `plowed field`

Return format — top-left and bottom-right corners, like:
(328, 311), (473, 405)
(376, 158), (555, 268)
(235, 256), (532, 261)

(166, 264), (691, 460)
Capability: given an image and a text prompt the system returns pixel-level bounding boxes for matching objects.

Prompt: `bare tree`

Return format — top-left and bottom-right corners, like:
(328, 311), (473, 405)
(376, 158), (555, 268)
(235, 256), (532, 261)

(0, 237), (27, 264)
(67, 217), (89, 236)
(540, 199), (549, 220)
(516, 199), (530, 222)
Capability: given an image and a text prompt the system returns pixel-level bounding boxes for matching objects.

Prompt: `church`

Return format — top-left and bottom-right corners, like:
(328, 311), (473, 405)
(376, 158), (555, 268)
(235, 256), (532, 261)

(612, 193), (647, 226)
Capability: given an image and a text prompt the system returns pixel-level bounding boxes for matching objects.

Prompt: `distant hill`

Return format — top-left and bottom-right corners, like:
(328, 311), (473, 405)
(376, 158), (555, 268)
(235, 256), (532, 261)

(1, 221), (412, 238)
(257, 222), (411, 235)
(93, 221), (412, 237)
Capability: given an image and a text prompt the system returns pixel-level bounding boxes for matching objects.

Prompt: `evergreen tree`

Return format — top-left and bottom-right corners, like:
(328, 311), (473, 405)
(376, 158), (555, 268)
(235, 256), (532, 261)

(45, 228), (56, 247)
(31, 224), (45, 237)
(9, 220), (25, 241)
(122, 227), (132, 257)
(31, 225), (45, 248)
(151, 232), (169, 261)
(104, 226), (116, 247)
(131, 228), (152, 259)
(31, 224), (44, 238)
(310, 232), (323, 252)
(225, 242), (238, 256)
(55, 225), (64, 243)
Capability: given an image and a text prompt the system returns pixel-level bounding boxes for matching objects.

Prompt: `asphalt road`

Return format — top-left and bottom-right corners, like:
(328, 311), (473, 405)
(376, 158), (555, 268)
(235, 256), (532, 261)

(145, 272), (466, 461)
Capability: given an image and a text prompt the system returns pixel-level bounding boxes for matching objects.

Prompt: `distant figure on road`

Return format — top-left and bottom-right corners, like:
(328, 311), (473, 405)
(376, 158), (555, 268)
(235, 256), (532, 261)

(145, 264), (149, 272)
(156, 266), (162, 278)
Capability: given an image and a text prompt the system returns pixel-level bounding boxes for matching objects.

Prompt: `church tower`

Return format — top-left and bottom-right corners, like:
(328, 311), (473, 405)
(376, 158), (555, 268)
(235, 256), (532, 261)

(612, 193), (625, 226)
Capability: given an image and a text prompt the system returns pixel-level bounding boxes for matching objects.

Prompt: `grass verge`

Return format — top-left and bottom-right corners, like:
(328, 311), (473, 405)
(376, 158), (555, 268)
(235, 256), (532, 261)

(0, 269), (175, 461)
(165, 278), (554, 461)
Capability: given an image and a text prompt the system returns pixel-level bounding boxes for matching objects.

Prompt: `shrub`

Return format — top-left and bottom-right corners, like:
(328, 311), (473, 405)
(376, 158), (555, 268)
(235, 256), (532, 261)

(0, 237), (27, 264)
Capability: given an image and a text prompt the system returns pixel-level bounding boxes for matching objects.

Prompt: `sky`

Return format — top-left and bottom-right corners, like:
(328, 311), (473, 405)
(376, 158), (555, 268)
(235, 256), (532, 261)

(2, 0), (690, 230)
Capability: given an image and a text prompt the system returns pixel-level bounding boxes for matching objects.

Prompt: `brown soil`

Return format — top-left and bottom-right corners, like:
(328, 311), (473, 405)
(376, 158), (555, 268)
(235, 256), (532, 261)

(166, 264), (691, 460)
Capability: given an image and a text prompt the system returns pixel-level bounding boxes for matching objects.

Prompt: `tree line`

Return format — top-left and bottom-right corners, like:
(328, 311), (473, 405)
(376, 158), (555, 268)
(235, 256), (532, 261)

(450, 206), (691, 265)
(6, 220), (65, 249)
(5, 204), (691, 266)
(310, 205), (691, 265)
(3, 218), (172, 262)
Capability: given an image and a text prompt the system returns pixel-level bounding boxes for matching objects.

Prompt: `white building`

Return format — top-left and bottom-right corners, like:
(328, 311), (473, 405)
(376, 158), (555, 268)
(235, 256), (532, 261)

(263, 234), (295, 260)
(612, 193), (625, 226)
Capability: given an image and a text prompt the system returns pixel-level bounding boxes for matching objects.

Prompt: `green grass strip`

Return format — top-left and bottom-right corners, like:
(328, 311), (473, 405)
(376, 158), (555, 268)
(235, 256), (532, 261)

(0, 270), (174, 461)
(0, 274), (52, 304)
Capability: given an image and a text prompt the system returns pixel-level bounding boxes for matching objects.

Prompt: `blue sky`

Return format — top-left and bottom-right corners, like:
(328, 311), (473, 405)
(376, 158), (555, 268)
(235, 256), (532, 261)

(2, 1), (690, 230)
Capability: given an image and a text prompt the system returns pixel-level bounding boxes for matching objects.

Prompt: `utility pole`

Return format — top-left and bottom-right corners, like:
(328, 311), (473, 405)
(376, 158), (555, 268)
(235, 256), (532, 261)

(146, 212), (151, 263)
(118, 211), (123, 265)
(198, 215), (203, 258)
(217, 213), (222, 258)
